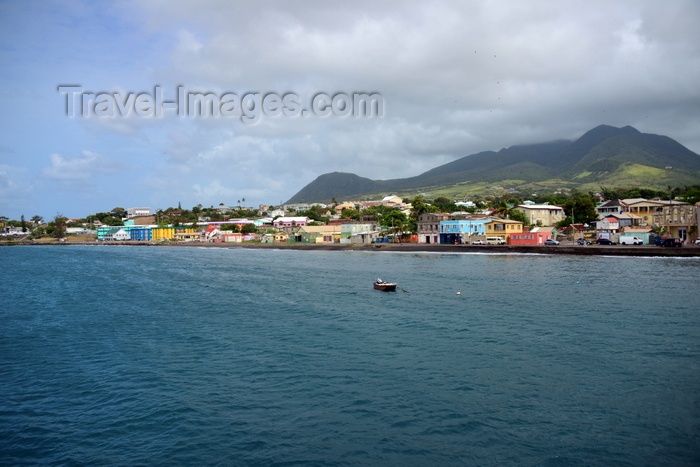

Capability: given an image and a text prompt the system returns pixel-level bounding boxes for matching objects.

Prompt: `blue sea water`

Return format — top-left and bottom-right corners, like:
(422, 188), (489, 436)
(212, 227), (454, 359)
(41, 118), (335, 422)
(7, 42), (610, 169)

(1, 245), (699, 465)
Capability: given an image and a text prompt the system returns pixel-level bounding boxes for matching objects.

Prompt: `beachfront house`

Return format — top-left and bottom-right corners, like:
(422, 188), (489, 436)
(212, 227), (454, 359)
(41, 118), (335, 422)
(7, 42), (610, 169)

(507, 227), (556, 245)
(484, 219), (523, 242)
(340, 223), (380, 244)
(418, 212), (450, 244)
(439, 218), (489, 244)
(289, 225), (343, 243)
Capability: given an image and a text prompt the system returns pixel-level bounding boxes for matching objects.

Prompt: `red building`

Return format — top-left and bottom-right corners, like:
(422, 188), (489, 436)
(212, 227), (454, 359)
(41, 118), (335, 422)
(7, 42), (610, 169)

(508, 227), (555, 245)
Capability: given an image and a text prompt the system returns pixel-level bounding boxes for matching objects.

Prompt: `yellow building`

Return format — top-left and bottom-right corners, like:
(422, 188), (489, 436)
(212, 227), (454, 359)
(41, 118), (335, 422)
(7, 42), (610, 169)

(485, 219), (524, 241)
(621, 199), (665, 226)
(291, 225), (343, 243)
(151, 226), (198, 241)
(515, 204), (565, 226)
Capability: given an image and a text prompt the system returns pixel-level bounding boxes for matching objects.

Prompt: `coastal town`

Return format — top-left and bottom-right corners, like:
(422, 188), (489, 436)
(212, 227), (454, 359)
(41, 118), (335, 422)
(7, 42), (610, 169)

(2, 190), (699, 249)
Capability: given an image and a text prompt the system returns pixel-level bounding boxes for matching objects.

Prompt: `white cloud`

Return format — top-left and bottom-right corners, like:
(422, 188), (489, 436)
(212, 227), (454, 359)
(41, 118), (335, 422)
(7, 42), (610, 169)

(1, 0), (699, 218)
(41, 150), (120, 182)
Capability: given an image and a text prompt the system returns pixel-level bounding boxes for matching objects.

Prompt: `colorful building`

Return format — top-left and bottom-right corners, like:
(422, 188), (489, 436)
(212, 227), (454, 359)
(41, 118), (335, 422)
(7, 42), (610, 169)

(439, 218), (489, 244)
(508, 227), (556, 245)
(515, 204), (566, 226)
(289, 225), (343, 243)
(485, 219), (523, 241)
(418, 212), (450, 244)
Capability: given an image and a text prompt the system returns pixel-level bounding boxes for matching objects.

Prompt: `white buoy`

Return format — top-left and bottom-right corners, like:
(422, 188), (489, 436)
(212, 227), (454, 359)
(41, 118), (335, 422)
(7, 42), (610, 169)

(456, 291), (461, 295)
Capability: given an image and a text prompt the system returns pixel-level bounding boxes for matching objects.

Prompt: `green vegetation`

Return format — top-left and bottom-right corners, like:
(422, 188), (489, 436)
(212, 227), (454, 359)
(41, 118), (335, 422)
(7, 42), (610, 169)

(287, 125), (700, 204)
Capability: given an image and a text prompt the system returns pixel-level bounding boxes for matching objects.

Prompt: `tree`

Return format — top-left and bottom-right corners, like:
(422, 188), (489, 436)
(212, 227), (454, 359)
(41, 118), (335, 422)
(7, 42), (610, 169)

(408, 195), (437, 218)
(509, 208), (528, 225)
(241, 223), (256, 234)
(680, 185), (700, 205)
(380, 209), (408, 242)
(31, 215), (43, 224)
(21, 215), (27, 233)
(48, 213), (68, 239)
(340, 208), (361, 220)
(563, 193), (598, 225)
(221, 223), (240, 232)
(432, 197), (457, 213)
(110, 207), (126, 219)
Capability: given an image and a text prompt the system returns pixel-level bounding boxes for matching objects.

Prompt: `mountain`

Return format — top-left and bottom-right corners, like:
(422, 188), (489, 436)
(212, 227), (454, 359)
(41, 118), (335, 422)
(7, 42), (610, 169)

(286, 125), (700, 203)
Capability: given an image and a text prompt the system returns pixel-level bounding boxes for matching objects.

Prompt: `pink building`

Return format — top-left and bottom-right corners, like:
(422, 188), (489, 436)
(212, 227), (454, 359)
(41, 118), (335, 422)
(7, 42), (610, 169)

(272, 217), (309, 228)
(508, 227), (555, 245)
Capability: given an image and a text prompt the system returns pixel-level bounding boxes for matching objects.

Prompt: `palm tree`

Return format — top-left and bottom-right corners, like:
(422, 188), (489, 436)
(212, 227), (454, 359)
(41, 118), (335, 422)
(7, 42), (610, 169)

(494, 199), (515, 219)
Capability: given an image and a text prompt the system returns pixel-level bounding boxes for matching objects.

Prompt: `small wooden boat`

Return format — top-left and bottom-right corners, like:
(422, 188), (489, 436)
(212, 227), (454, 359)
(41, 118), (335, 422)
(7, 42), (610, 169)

(374, 278), (397, 291)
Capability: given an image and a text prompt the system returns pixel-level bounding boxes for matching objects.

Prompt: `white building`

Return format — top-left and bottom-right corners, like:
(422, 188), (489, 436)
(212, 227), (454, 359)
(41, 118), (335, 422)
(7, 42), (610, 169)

(127, 207), (152, 218)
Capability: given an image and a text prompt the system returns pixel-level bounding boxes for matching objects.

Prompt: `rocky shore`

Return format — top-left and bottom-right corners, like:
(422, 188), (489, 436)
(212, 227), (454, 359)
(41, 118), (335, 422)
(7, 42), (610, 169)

(6, 239), (700, 257)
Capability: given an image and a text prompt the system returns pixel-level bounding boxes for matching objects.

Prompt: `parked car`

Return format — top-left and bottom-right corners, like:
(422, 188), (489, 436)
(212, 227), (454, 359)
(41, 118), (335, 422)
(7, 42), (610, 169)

(544, 239), (560, 245)
(596, 238), (617, 245)
(652, 236), (664, 246)
(661, 238), (683, 248)
(695, 239), (700, 246)
(619, 235), (643, 245)
(471, 240), (485, 245)
(577, 238), (592, 245)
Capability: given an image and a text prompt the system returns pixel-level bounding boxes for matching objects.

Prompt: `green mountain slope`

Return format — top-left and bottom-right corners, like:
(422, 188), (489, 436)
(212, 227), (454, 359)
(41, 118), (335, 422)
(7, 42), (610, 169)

(286, 125), (700, 203)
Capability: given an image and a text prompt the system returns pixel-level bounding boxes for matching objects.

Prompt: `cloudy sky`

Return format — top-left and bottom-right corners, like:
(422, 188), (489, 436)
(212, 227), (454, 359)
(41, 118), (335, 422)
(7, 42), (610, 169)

(1, 1), (699, 219)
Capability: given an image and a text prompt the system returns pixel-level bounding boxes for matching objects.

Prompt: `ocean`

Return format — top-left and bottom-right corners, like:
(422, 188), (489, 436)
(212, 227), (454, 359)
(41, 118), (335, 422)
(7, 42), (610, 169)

(1, 245), (699, 465)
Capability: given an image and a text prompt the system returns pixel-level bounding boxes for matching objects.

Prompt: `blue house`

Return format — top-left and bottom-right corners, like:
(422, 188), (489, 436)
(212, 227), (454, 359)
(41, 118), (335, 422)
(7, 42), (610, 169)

(439, 218), (489, 244)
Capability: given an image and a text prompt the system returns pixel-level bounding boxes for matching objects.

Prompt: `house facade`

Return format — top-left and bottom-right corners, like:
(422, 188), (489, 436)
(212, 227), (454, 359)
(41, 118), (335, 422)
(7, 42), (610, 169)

(418, 212), (450, 244)
(652, 201), (696, 242)
(289, 225), (343, 243)
(515, 204), (565, 226)
(439, 218), (489, 244)
(273, 216), (309, 228)
(621, 199), (665, 226)
(485, 219), (523, 241)
(596, 199), (624, 218)
(340, 223), (380, 244)
(508, 227), (555, 245)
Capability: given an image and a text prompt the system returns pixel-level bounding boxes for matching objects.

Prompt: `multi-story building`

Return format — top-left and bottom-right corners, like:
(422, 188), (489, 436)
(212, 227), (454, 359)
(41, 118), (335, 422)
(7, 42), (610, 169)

(418, 212), (450, 244)
(439, 217), (490, 244)
(652, 201), (697, 242)
(514, 204), (566, 226)
(620, 199), (665, 226)
(485, 219), (524, 241)
(595, 199), (624, 218)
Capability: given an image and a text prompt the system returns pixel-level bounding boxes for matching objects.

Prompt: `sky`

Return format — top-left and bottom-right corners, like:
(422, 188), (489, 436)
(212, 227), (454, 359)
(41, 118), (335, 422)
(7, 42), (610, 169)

(1, 0), (699, 220)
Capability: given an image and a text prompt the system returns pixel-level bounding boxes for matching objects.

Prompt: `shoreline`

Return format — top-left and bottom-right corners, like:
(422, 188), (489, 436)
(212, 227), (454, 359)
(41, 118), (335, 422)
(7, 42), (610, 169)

(4, 240), (700, 257)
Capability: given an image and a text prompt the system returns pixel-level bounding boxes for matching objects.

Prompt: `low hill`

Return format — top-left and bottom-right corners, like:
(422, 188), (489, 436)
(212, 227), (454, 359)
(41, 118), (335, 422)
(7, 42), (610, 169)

(286, 125), (700, 203)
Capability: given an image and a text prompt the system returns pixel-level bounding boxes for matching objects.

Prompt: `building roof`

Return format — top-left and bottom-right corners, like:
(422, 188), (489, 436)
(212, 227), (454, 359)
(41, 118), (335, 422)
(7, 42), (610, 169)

(559, 224), (588, 232)
(274, 216), (309, 223)
(298, 225), (343, 234)
(621, 198), (647, 205)
(517, 204), (564, 211)
(598, 199), (623, 207)
(485, 218), (523, 224)
(609, 212), (641, 220)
